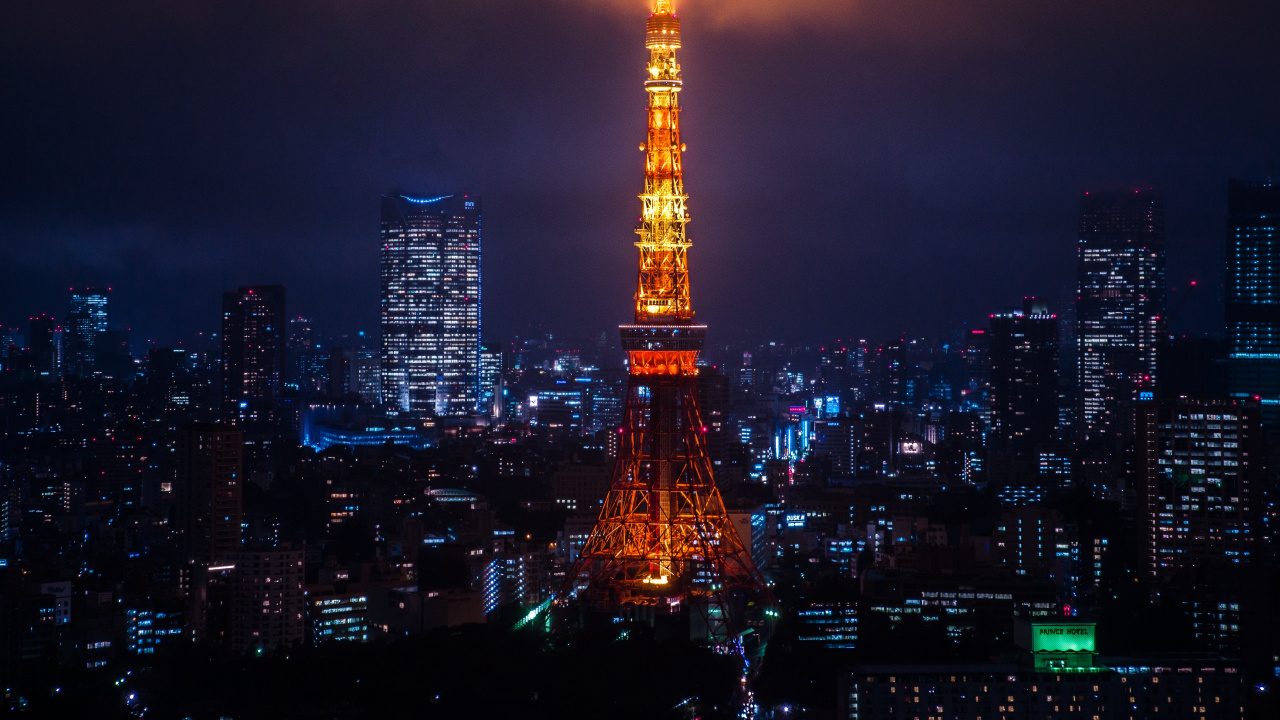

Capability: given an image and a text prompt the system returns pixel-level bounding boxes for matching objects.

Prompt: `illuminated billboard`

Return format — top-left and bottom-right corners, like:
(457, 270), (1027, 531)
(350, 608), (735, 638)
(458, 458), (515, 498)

(1029, 623), (1095, 653)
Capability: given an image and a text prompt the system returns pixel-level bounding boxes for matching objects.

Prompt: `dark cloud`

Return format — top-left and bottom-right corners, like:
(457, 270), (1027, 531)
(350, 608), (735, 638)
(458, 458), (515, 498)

(1, 0), (1277, 345)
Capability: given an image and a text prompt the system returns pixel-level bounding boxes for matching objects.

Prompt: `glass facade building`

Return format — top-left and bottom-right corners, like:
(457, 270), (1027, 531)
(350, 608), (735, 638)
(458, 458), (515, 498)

(306, 592), (369, 644)
(380, 194), (481, 416)
(64, 287), (109, 377)
(1075, 190), (1166, 441)
(1225, 179), (1280, 425)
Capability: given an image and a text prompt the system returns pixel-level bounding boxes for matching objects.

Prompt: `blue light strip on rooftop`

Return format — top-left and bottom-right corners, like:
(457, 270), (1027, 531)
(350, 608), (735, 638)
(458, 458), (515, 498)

(402, 194), (453, 204)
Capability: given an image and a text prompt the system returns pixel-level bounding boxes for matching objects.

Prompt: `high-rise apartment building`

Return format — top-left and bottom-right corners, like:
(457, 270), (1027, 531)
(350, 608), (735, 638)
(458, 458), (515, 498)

(176, 423), (244, 564)
(988, 298), (1060, 452)
(380, 194), (481, 416)
(1076, 190), (1166, 441)
(64, 287), (109, 377)
(1134, 398), (1262, 581)
(1225, 179), (1280, 426)
(228, 545), (305, 653)
(221, 285), (286, 421)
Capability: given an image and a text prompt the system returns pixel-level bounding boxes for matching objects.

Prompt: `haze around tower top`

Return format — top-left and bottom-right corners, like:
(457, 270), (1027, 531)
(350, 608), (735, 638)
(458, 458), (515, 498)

(563, 0), (861, 29)
(559, 0), (1069, 38)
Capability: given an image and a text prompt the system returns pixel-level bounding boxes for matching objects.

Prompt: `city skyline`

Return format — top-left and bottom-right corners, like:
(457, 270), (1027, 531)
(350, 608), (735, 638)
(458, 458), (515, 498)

(3, 1), (1279, 345)
(3, 2), (1280, 717)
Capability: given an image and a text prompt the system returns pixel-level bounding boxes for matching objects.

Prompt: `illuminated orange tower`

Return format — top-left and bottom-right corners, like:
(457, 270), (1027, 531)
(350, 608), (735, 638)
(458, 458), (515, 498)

(569, 0), (766, 641)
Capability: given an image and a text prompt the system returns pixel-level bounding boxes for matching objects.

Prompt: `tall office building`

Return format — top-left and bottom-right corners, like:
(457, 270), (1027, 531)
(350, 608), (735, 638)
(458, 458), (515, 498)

(64, 287), (109, 376)
(0, 328), (20, 360)
(1076, 190), (1166, 441)
(961, 328), (991, 429)
(1225, 179), (1280, 426)
(351, 349), (381, 404)
(175, 423), (244, 564)
(988, 298), (1060, 452)
(286, 315), (325, 393)
(221, 285), (286, 422)
(479, 344), (501, 417)
(1134, 398), (1262, 581)
(380, 194), (481, 416)
(27, 314), (59, 380)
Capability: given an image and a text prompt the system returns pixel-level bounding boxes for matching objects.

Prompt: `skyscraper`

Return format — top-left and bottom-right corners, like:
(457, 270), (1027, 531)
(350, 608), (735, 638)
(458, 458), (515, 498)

(988, 298), (1060, 452)
(380, 194), (481, 416)
(1225, 179), (1280, 426)
(64, 287), (109, 377)
(1076, 190), (1166, 441)
(27, 314), (59, 380)
(175, 423), (244, 564)
(221, 285), (286, 422)
(1134, 398), (1262, 580)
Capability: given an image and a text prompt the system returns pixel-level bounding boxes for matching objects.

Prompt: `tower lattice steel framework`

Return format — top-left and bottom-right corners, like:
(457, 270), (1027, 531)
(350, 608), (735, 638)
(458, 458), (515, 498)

(567, 0), (767, 641)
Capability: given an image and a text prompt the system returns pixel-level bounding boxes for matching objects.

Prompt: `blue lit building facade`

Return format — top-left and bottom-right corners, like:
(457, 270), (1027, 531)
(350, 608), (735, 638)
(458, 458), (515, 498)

(479, 344), (502, 417)
(482, 552), (541, 615)
(301, 418), (435, 451)
(1226, 179), (1280, 425)
(531, 381), (588, 436)
(125, 607), (184, 654)
(306, 591), (369, 644)
(380, 194), (482, 417)
(988, 298), (1059, 453)
(796, 601), (858, 650)
(64, 287), (108, 377)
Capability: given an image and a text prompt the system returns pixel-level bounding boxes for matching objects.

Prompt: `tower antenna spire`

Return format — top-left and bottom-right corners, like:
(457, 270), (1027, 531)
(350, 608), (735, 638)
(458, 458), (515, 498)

(566, 0), (769, 650)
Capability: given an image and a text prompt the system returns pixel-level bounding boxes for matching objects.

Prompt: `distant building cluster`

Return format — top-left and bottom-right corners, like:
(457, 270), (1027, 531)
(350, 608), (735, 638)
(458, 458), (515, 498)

(0, 181), (1277, 719)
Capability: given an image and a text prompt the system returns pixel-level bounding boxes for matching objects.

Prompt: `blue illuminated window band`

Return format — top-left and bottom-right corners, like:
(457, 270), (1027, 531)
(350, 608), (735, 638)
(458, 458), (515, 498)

(1230, 393), (1280, 405)
(401, 194), (453, 204)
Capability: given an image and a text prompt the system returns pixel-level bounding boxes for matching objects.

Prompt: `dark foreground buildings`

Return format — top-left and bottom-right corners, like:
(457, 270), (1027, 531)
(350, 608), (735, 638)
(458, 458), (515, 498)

(843, 618), (1246, 720)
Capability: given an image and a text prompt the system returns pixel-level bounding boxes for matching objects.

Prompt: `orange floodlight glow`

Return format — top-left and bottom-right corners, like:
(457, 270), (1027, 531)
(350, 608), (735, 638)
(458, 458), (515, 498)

(566, 0), (767, 646)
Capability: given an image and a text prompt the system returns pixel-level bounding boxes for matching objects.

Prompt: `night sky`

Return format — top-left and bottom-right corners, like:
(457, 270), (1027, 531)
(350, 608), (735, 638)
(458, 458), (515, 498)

(2, 0), (1278, 347)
